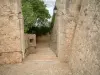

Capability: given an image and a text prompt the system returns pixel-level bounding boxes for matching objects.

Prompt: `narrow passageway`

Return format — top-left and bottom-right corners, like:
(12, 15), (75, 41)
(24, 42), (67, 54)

(0, 35), (71, 75)
(24, 35), (58, 62)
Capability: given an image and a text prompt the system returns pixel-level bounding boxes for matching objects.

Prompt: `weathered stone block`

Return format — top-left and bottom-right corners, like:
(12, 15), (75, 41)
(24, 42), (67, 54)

(0, 52), (22, 64)
(25, 34), (36, 56)
(0, 0), (25, 64)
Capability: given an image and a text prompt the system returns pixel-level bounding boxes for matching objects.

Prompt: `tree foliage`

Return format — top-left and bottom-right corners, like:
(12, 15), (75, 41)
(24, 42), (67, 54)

(22, 0), (51, 35)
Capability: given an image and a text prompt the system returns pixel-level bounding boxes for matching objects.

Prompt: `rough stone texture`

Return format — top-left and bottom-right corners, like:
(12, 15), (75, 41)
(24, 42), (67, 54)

(51, 0), (100, 75)
(50, 14), (58, 56)
(69, 0), (100, 75)
(25, 34), (29, 50)
(0, 0), (24, 64)
(51, 0), (72, 61)
(25, 34), (36, 49)
(28, 34), (36, 47)
(50, 0), (67, 58)
(24, 34), (36, 56)
(0, 52), (22, 64)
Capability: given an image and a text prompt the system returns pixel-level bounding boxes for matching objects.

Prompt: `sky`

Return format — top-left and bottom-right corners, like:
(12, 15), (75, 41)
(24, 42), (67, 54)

(43, 0), (56, 16)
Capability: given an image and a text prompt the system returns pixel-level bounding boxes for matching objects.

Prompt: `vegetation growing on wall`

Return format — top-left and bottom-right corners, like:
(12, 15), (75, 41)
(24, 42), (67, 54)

(22, 0), (51, 36)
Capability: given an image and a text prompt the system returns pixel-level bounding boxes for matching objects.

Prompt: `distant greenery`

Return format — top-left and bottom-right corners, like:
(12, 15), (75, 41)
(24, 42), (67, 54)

(22, 0), (51, 36)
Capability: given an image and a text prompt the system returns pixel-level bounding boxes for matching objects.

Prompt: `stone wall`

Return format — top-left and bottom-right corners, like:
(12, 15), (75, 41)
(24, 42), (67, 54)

(69, 0), (100, 75)
(50, 14), (58, 56)
(52, 0), (100, 75)
(25, 34), (36, 56)
(0, 0), (25, 64)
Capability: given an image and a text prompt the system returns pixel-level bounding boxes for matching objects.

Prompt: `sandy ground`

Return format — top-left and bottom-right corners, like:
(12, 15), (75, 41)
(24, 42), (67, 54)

(0, 36), (71, 75)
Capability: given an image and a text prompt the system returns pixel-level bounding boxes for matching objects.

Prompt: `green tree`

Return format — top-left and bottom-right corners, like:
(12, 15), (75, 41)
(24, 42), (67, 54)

(22, 0), (51, 35)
